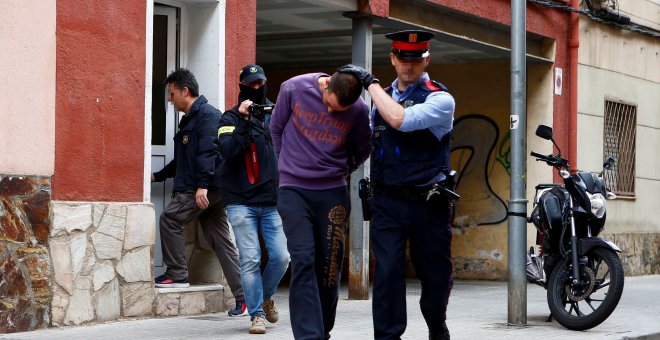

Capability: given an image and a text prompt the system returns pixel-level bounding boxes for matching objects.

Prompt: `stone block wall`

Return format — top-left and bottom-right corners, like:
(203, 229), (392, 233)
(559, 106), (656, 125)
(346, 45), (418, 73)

(603, 232), (660, 276)
(49, 201), (156, 326)
(0, 175), (52, 333)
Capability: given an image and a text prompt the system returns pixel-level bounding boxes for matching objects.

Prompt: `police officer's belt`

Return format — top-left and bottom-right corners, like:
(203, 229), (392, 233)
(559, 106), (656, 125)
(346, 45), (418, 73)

(372, 182), (430, 202)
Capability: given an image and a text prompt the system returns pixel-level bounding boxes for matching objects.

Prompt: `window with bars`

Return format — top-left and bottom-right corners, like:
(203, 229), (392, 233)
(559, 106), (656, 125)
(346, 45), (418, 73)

(603, 100), (636, 197)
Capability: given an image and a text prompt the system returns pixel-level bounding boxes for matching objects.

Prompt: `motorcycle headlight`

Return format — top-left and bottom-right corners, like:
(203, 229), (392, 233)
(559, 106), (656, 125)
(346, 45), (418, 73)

(587, 192), (606, 219)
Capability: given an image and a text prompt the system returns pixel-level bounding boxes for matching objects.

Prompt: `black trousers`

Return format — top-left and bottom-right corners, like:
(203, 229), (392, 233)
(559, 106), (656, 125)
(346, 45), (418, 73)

(277, 186), (350, 340)
(371, 195), (453, 340)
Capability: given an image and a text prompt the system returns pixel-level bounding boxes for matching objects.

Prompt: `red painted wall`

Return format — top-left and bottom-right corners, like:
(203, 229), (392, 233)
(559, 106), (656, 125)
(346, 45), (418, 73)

(54, 0), (146, 201)
(225, 1), (256, 109)
(425, 0), (571, 156)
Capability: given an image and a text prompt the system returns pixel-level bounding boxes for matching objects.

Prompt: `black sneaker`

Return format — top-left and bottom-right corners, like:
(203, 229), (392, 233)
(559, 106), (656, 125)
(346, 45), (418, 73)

(429, 321), (450, 340)
(228, 300), (248, 317)
(154, 274), (190, 288)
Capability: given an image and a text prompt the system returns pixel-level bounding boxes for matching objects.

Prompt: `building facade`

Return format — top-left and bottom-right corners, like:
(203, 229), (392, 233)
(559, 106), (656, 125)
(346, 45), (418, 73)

(575, 0), (660, 275)
(1, 0), (657, 334)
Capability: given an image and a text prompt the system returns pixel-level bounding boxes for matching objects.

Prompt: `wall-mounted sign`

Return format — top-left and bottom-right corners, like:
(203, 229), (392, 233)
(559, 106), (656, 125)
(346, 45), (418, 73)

(554, 67), (563, 96)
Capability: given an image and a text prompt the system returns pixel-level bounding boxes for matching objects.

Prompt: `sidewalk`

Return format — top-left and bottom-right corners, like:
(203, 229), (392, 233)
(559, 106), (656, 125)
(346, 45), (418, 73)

(2, 275), (659, 340)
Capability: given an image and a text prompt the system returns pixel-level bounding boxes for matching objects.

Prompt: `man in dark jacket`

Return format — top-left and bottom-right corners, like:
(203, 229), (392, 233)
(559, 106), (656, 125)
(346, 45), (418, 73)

(151, 68), (245, 315)
(218, 64), (289, 334)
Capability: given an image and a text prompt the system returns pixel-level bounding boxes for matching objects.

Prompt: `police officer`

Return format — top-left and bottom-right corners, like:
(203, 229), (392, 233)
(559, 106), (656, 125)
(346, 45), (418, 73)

(338, 30), (455, 340)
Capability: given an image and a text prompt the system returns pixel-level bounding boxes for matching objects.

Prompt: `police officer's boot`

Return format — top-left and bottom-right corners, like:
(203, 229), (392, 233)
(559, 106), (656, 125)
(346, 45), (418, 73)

(429, 321), (450, 340)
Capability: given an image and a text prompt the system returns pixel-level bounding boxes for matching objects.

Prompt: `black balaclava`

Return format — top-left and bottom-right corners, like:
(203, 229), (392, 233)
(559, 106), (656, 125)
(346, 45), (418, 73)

(239, 83), (267, 104)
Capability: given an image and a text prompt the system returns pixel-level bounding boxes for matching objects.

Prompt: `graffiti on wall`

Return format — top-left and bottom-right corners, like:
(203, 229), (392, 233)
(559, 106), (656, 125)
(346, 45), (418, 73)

(495, 131), (511, 176)
(451, 115), (509, 227)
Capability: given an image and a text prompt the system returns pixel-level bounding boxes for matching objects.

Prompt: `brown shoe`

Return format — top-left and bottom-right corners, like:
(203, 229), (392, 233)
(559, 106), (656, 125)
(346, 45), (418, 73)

(249, 316), (266, 334)
(262, 298), (279, 323)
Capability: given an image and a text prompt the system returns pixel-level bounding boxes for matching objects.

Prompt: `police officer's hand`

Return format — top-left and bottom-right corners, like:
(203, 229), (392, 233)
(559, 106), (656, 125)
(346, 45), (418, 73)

(238, 99), (253, 121)
(337, 64), (379, 90)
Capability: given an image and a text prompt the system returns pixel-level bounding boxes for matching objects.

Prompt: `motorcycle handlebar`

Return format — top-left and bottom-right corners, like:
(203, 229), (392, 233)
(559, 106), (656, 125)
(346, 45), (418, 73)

(530, 151), (547, 160)
(531, 151), (569, 169)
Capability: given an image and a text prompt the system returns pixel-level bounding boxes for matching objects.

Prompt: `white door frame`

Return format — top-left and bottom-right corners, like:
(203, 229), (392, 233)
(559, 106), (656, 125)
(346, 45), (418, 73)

(150, 4), (178, 276)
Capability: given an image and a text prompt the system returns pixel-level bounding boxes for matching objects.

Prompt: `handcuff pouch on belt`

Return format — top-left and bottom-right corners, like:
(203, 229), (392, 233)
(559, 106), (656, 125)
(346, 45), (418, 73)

(358, 177), (373, 221)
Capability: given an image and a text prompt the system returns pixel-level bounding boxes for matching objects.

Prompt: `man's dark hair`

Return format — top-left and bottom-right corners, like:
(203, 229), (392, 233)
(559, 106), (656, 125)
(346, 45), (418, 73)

(328, 72), (362, 107)
(165, 68), (199, 97)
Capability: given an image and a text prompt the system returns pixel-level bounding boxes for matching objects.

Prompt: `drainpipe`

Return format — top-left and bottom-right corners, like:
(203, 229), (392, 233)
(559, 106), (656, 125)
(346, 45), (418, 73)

(568, 0), (579, 171)
(551, 0), (578, 170)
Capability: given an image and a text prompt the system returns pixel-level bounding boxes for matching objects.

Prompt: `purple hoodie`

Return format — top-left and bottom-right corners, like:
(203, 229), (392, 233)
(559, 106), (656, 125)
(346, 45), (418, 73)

(270, 73), (372, 190)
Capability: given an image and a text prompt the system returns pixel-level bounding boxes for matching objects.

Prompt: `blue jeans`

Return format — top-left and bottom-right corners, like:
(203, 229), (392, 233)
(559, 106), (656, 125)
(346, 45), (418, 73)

(226, 204), (290, 318)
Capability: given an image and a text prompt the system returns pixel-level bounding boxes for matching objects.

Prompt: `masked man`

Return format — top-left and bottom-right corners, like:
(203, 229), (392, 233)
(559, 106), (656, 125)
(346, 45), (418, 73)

(218, 64), (290, 334)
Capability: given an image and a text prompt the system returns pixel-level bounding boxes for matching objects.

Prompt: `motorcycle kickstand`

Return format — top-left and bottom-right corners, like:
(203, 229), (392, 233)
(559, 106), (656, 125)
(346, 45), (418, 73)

(545, 313), (553, 322)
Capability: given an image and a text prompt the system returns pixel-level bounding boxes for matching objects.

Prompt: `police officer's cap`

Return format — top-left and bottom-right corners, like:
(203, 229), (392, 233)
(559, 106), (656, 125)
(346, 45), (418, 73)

(386, 30), (435, 60)
(239, 64), (267, 84)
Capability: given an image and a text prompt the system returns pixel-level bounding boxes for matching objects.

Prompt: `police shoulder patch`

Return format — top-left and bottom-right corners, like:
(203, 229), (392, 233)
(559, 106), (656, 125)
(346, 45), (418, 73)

(218, 126), (235, 137)
(423, 80), (448, 92)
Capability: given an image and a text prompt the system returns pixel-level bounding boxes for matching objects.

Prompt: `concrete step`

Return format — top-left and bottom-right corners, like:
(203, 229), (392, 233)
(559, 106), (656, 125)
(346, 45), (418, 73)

(155, 284), (225, 317)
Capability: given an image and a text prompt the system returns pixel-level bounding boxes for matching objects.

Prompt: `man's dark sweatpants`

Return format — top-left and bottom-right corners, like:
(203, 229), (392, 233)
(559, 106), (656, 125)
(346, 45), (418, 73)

(277, 186), (350, 340)
(371, 195), (453, 339)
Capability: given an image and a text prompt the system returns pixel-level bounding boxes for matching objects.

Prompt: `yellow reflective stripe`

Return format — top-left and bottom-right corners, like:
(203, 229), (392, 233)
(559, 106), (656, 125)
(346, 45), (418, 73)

(218, 126), (235, 137)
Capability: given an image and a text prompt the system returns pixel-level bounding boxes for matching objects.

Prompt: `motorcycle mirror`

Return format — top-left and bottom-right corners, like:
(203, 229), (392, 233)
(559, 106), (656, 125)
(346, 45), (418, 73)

(535, 125), (553, 140)
(603, 156), (615, 170)
(536, 124), (562, 156)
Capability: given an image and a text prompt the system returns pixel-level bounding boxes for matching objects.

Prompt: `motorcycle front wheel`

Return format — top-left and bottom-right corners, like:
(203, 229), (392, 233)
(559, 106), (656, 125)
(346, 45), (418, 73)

(547, 247), (625, 331)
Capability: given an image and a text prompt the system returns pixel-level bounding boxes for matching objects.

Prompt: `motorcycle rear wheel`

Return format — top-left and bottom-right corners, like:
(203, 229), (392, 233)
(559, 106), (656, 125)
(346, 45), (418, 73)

(547, 247), (624, 331)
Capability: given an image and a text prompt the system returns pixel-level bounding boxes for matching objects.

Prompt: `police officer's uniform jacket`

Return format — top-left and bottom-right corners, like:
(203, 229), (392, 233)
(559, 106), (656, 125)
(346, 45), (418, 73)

(371, 77), (451, 197)
(153, 95), (222, 193)
(217, 100), (278, 206)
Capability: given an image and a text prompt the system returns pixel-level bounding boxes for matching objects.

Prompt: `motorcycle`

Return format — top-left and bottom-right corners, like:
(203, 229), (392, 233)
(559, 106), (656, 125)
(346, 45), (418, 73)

(526, 124), (624, 331)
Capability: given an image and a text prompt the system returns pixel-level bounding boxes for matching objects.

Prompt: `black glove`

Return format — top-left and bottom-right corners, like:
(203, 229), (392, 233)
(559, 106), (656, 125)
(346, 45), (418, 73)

(337, 64), (379, 90)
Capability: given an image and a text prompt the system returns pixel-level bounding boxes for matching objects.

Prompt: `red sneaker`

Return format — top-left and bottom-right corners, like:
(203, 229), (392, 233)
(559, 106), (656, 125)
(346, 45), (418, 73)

(228, 300), (248, 317)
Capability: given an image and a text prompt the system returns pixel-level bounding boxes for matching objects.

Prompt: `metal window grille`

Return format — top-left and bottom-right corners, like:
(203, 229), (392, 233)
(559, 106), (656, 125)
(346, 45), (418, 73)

(603, 100), (636, 196)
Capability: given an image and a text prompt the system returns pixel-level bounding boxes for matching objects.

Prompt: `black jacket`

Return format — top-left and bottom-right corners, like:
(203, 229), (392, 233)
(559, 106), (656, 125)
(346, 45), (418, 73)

(153, 95), (222, 193)
(217, 102), (278, 206)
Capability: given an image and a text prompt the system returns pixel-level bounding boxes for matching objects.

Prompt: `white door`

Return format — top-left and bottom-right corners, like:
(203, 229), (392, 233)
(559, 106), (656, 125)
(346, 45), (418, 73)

(151, 5), (178, 276)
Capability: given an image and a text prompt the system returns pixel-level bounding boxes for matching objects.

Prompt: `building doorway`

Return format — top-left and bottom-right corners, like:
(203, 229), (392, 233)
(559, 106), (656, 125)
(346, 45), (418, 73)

(150, 4), (178, 277)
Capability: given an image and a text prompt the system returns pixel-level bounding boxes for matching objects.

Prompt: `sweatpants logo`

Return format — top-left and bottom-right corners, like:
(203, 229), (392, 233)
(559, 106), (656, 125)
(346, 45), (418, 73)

(328, 205), (347, 225)
(323, 205), (347, 288)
